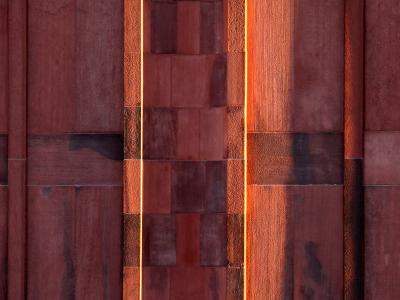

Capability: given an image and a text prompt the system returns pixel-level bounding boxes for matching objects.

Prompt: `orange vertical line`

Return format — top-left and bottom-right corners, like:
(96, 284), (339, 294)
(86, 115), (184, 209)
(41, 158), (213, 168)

(139, 0), (144, 298)
(243, 0), (248, 298)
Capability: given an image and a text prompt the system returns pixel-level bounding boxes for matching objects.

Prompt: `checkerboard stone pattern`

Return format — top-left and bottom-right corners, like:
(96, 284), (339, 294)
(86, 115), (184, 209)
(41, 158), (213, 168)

(125, 0), (246, 299)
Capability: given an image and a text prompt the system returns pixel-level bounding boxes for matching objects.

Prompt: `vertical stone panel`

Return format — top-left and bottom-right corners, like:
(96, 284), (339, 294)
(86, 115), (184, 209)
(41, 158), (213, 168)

(247, 0), (344, 298)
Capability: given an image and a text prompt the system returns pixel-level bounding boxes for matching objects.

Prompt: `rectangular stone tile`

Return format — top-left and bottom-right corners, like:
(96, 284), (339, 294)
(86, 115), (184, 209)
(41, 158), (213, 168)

(123, 159), (140, 214)
(170, 267), (226, 300)
(27, 186), (122, 299)
(144, 54), (171, 107)
(171, 55), (226, 108)
(226, 106), (243, 159)
(248, 0), (343, 132)
(143, 108), (176, 160)
(28, 0), (123, 133)
(208, 54), (227, 107)
(248, 133), (343, 185)
(227, 159), (243, 214)
(123, 214), (140, 267)
(204, 267), (226, 300)
(28, 134), (123, 185)
(124, 107), (141, 159)
(75, 0), (123, 132)
(176, 109), (200, 160)
(143, 267), (170, 300)
(227, 267), (243, 300)
(123, 267), (140, 300)
(0, 187), (6, 299)
(74, 187), (122, 299)
(247, 185), (343, 299)
(143, 214), (176, 266)
(27, 187), (75, 300)
(151, 2), (177, 54)
(143, 161), (171, 213)
(124, 0), (141, 107)
(205, 161), (226, 212)
(226, 0), (245, 52)
(365, 0), (400, 130)
(0, 135), (6, 184)
(365, 186), (400, 299)
(200, 2), (224, 54)
(227, 214), (243, 267)
(200, 214), (227, 266)
(227, 52), (245, 106)
(172, 162), (205, 213)
(177, 1), (201, 54)
(200, 108), (225, 160)
(176, 214), (200, 266)
(365, 132), (400, 185)
(28, 0), (76, 133)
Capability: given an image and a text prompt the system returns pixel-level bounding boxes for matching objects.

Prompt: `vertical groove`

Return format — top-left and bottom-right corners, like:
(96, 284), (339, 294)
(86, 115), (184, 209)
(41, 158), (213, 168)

(344, 0), (364, 299)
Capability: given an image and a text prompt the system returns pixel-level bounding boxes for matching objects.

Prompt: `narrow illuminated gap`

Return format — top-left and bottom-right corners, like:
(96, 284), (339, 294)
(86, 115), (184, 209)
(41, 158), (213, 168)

(139, 0), (144, 298)
(243, 0), (248, 298)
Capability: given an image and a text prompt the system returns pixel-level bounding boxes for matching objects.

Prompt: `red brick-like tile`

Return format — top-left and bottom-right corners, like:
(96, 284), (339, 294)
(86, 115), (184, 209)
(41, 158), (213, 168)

(170, 267), (205, 300)
(124, 107), (141, 159)
(74, 187), (122, 299)
(176, 109), (200, 160)
(205, 161), (226, 212)
(143, 161), (171, 213)
(200, 2), (225, 54)
(144, 54), (171, 107)
(176, 214), (200, 266)
(123, 214), (140, 267)
(151, 3), (177, 54)
(171, 55), (210, 108)
(204, 267), (226, 300)
(124, 159), (140, 214)
(200, 214), (227, 266)
(171, 162), (206, 213)
(143, 267), (170, 300)
(177, 2), (201, 54)
(123, 267), (140, 300)
(227, 214), (243, 267)
(365, 187), (400, 299)
(209, 54), (227, 107)
(143, 214), (176, 266)
(365, 0), (400, 131)
(200, 108), (225, 160)
(143, 108), (176, 160)
(227, 159), (244, 214)
(365, 132), (400, 185)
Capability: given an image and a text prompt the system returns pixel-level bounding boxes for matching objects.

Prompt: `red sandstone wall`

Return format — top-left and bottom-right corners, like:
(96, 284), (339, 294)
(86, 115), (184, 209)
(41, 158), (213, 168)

(0, 0), (400, 299)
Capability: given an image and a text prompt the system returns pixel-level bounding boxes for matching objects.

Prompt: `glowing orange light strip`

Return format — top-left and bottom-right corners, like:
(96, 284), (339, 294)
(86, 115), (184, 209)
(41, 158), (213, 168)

(139, 0), (144, 298)
(244, 0), (248, 298)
